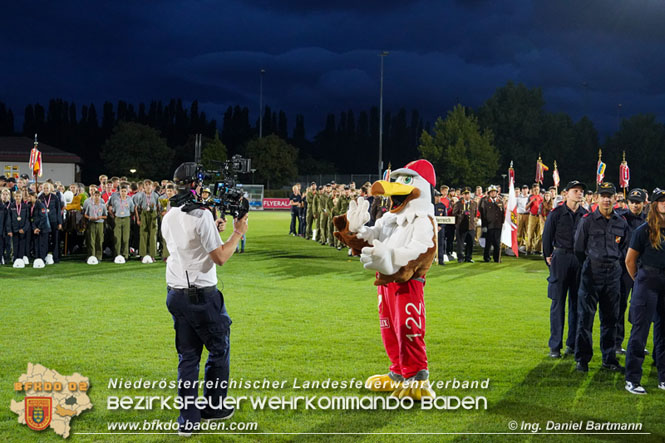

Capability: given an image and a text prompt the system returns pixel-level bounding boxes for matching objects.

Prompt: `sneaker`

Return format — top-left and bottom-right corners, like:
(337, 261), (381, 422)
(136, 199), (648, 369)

(616, 346), (626, 355)
(576, 361), (589, 372)
(644, 348), (650, 356)
(564, 346), (575, 356)
(549, 349), (561, 359)
(658, 382), (665, 391)
(202, 407), (234, 421)
(625, 381), (647, 395)
(602, 362), (625, 373)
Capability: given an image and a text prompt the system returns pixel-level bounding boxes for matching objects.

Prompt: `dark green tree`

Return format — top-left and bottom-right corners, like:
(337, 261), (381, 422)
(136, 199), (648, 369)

(246, 134), (298, 189)
(419, 104), (498, 187)
(101, 122), (174, 179)
(201, 131), (228, 171)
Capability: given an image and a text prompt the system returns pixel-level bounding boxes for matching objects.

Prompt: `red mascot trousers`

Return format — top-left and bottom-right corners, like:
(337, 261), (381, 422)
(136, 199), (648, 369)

(377, 277), (428, 379)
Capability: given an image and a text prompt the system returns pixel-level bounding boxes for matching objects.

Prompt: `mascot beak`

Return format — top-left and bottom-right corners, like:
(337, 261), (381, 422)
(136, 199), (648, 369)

(371, 180), (420, 213)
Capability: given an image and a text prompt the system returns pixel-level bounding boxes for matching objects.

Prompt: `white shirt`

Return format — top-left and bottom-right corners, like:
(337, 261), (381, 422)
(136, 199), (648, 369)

(516, 194), (529, 214)
(162, 207), (223, 288)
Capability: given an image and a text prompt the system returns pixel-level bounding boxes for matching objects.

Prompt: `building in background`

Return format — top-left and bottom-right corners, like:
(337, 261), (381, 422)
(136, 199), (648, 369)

(0, 136), (81, 184)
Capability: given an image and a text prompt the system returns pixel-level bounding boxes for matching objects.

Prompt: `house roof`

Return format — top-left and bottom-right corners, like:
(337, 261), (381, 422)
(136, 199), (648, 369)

(0, 136), (82, 163)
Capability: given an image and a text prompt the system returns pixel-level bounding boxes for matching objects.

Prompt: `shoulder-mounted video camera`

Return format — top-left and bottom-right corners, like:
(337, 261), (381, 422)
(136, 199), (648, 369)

(171, 154), (251, 219)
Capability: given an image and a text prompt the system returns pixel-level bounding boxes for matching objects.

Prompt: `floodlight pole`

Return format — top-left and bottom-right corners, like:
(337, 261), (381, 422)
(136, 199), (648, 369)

(259, 68), (265, 138)
(378, 51), (389, 178)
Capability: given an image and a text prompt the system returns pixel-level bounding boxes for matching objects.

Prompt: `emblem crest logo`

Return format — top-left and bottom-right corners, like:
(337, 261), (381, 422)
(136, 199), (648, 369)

(25, 397), (52, 431)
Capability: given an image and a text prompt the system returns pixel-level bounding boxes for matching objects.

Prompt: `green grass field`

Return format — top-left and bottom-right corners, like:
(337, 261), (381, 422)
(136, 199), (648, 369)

(1, 211), (663, 442)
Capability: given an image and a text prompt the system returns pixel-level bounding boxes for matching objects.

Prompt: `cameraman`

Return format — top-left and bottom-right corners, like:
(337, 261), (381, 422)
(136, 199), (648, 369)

(161, 163), (249, 435)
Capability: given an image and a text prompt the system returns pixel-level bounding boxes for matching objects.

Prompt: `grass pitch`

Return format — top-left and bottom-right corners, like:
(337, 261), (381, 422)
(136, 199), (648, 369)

(1, 211), (664, 442)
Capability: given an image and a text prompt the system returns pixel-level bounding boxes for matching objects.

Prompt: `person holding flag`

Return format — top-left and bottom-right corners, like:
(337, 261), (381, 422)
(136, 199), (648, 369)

(28, 134), (43, 179)
(542, 180), (589, 358)
(619, 152), (630, 194)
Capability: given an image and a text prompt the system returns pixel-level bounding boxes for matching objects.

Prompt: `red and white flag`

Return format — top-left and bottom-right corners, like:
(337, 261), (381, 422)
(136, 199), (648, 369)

(619, 161), (630, 189)
(501, 166), (519, 257)
(552, 161), (560, 188)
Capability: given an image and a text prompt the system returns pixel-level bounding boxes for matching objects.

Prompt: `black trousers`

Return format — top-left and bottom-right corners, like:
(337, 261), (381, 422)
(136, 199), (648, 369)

(575, 260), (621, 365)
(437, 226), (446, 263)
(290, 209), (299, 234)
(483, 228), (501, 262)
(625, 268), (665, 385)
(456, 228), (474, 261)
(547, 250), (581, 351)
(617, 269), (634, 348)
(33, 231), (49, 260)
(445, 225), (455, 255)
(47, 228), (60, 262)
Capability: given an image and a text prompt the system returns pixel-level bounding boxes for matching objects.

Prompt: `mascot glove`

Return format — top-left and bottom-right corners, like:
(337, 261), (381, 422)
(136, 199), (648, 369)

(360, 239), (396, 275)
(347, 197), (370, 233)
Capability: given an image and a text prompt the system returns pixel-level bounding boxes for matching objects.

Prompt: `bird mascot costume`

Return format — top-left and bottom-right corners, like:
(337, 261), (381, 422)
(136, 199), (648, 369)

(334, 159), (437, 400)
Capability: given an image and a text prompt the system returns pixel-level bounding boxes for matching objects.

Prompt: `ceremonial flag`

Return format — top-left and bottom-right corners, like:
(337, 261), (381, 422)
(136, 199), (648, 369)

(596, 149), (606, 185)
(28, 134), (43, 178)
(552, 161), (560, 188)
(501, 164), (519, 257)
(382, 163), (391, 181)
(619, 152), (630, 189)
(535, 156), (549, 184)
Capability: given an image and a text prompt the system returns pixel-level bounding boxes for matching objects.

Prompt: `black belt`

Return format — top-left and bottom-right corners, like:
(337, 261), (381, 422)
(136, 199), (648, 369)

(553, 247), (574, 254)
(641, 265), (665, 273)
(167, 285), (218, 304)
(588, 259), (619, 268)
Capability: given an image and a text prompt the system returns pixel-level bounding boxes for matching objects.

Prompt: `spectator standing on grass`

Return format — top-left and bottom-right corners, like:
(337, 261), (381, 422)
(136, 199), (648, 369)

(574, 182), (629, 373)
(624, 187), (665, 395)
(516, 185), (530, 250)
(479, 185), (504, 263)
(84, 191), (107, 262)
(525, 183), (543, 255)
(542, 180), (588, 359)
(453, 187), (477, 263)
(289, 184), (301, 236)
(615, 188), (647, 355)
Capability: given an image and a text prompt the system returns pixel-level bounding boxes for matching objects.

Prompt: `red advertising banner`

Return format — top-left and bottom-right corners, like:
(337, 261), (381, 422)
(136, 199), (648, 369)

(263, 198), (291, 210)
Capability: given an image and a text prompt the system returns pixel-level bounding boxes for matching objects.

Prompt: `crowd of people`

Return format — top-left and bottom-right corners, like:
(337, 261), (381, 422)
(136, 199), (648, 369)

(0, 174), (193, 267)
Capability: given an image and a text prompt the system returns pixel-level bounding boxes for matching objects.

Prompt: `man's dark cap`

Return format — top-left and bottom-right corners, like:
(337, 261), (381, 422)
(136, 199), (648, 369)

(521, 184), (529, 189)
(463, 186), (472, 194)
(433, 189), (441, 197)
(585, 189), (593, 195)
(7, 177), (16, 183)
(651, 188), (665, 202)
(310, 181), (316, 186)
(564, 180), (587, 192)
(598, 182), (616, 196)
(627, 188), (646, 203)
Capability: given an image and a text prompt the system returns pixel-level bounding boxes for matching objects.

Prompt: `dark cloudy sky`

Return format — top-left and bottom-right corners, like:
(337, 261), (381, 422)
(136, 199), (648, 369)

(2, 0), (664, 138)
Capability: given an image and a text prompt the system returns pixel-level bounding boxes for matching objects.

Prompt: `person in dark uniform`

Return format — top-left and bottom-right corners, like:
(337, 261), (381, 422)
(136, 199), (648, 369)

(28, 190), (51, 264)
(452, 187), (477, 263)
(615, 188), (647, 354)
(542, 180), (588, 358)
(624, 188), (665, 394)
(39, 182), (63, 263)
(289, 184), (302, 236)
(573, 182), (629, 372)
(479, 185), (504, 263)
(0, 189), (11, 265)
(433, 190), (447, 265)
(8, 190), (30, 265)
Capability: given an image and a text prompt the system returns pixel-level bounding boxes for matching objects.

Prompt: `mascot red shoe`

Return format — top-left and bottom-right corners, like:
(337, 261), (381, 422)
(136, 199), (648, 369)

(334, 159), (437, 400)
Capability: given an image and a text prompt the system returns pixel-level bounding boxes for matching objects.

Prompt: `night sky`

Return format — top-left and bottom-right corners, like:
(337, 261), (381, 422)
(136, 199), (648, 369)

(2, 0), (664, 138)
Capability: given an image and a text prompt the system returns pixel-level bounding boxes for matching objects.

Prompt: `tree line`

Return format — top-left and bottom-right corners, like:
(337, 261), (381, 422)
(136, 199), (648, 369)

(0, 81), (664, 190)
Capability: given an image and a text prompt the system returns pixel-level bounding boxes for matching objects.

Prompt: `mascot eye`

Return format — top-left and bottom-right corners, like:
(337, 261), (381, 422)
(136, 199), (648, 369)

(403, 176), (413, 185)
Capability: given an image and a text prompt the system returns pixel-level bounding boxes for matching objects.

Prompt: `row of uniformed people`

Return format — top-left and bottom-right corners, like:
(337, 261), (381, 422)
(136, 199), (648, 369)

(303, 182), (357, 250)
(542, 181), (665, 394)
(1, 179), (177, 265)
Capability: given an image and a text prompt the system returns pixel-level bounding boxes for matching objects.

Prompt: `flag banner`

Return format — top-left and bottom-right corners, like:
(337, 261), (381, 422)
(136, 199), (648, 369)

(501, 170), (519, 257)
(552, 161), (560, 188)
(535, 157), (548, 184)
(382, 164), (391, 181)
(29, 147), (43, 178)
(596, 160), (606, 184)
